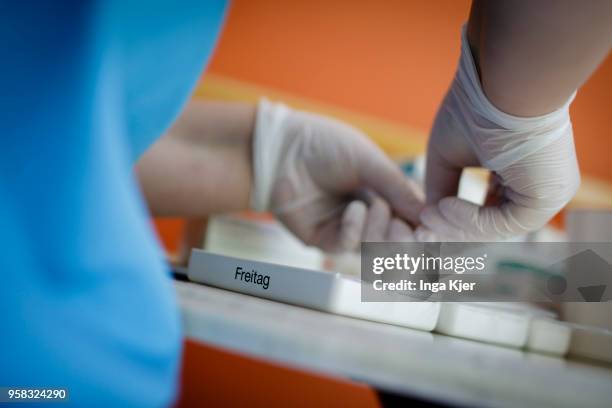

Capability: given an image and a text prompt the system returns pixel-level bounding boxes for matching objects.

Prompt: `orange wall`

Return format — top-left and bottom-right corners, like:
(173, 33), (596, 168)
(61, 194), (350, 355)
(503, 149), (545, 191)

(208, 0), (612, 181)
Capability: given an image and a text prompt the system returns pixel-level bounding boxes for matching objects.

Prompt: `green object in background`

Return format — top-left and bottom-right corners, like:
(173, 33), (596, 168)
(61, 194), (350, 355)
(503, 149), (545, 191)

(497, 260), (561, 279)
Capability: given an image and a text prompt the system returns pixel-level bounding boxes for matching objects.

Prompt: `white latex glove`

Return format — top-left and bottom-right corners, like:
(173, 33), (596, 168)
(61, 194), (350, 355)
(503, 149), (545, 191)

(418, 26), (580, 242)
(251, 99), (424, 252)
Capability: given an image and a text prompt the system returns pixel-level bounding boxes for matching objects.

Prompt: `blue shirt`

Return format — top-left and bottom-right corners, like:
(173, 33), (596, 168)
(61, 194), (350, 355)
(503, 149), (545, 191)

(0, 1), (227, 406)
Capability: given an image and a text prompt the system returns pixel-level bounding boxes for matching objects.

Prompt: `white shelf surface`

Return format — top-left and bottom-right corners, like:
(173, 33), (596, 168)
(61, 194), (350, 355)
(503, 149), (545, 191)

(176, 280), (612, 408)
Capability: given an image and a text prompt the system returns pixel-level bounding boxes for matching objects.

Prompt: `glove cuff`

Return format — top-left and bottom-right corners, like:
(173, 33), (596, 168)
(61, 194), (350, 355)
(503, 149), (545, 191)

(453, 24), (576, 171)
(250, 98), (291, 212)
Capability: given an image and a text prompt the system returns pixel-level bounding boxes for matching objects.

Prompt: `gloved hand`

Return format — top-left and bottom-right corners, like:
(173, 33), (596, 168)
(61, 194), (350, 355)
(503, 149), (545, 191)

(418, 26), (580, 242)
(251, 99), (424, 252)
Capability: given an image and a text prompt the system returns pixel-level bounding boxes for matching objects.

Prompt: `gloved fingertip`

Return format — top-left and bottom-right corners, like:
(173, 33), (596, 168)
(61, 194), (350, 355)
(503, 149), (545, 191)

(415, 226), (438, 242)
(398, 178), (425, 223)
(339, 200), (367, 251)
(362, 195), (394, 242)
(418, 202), (469, 241)
(387, 218), (415, 242)
(438, 197), (478, 222)
(344, 200), (368, 221)
(419, 205), (441, 228)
